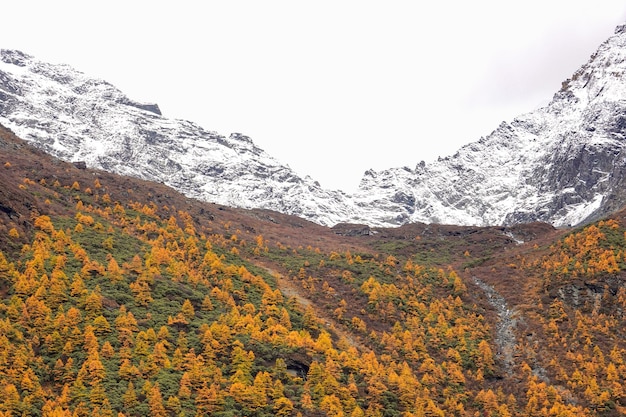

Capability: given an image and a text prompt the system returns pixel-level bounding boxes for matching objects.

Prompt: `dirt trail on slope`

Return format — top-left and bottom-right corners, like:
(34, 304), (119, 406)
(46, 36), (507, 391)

(472, 276), (518, 376)
(256, 262), (369, 353)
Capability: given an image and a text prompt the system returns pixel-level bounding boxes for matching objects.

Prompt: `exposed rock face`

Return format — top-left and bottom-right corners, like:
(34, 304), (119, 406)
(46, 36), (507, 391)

(330, 223), (373, 236)
(3, 24), (626, 228)
(550, 275), (626, 318)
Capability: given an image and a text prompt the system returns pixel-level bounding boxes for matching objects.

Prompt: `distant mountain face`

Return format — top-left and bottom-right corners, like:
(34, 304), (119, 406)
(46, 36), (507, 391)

(0, 49), (366, 226)
(353, 23), (626, 227)
(3, 24), (626, 228)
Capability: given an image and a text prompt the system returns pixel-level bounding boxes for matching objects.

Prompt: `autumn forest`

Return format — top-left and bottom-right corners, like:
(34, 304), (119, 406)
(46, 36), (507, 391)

(2, 125), (626, 416)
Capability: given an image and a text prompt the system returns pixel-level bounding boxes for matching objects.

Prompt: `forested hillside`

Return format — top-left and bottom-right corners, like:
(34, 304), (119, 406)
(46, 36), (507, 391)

(2, 123), (626, 416)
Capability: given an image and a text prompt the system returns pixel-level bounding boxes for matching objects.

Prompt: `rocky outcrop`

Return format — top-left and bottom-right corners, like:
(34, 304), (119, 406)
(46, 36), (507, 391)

(551, 277), (626, 316)
(330, 223), (373, 236)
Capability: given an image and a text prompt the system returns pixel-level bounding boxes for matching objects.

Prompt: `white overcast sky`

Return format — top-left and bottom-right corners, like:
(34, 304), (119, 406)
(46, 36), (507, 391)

(2, 1), (626, 192)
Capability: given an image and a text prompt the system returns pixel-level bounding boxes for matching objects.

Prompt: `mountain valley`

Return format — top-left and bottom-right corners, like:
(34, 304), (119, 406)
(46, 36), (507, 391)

(2, 120), (626, 415)
(4, 20), (626, 417)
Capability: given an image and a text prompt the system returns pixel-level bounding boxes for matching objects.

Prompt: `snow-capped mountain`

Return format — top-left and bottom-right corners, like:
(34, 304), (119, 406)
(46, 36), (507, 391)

(0, 48), (369, 226)
(352, 23), (626, 227)
(3, 23), (626, 228)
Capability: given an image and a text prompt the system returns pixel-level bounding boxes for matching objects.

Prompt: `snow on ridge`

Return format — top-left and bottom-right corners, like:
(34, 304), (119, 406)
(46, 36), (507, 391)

(3, 22), (626, 229)
(346, 23), (626, 228)
(0, 48), (363, 227)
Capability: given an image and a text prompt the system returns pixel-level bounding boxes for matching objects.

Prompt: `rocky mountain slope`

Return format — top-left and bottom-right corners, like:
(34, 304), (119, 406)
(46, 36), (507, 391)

(0, 49), (363, 226)
(3, 23), (626, 228)
(354, 24), (626, 227)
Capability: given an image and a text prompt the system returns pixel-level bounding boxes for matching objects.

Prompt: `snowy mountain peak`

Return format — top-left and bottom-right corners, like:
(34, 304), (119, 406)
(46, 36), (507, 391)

(348, 23), (626, 228)
(1, 49), (31, 66)
(4, 24), (626, 228)
(0, 48), (365, 226)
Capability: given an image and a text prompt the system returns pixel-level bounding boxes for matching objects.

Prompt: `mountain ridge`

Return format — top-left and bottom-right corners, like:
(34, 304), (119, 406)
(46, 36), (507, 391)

(0, 48), (370, 227)
(353, 22), (626, 227)
(2, 24), (626, 228)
